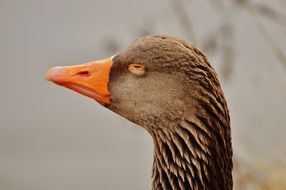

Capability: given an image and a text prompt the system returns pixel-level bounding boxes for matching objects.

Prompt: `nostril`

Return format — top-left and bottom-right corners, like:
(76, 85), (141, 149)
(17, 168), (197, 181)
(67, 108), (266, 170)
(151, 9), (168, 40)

(76, 70), (90, 76)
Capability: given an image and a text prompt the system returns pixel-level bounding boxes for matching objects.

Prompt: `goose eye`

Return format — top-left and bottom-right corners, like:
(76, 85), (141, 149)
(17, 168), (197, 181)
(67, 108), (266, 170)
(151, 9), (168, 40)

(128, 64), (145, 76)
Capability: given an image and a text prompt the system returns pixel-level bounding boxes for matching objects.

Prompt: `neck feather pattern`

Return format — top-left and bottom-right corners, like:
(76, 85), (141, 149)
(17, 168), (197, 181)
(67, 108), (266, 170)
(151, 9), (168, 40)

(150, 113), (232, 190)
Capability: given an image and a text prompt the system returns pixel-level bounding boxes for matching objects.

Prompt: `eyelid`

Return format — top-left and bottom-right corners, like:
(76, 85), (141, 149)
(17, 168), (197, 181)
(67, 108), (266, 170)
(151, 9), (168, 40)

(129, 64), (144, 69)
(128, 64), (145, 76)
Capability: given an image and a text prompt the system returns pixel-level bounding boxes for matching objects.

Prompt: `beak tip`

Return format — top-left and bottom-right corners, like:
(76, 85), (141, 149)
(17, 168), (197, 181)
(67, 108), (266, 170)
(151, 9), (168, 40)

(45, 67), (63, 81)
(45, 73), (51, 81)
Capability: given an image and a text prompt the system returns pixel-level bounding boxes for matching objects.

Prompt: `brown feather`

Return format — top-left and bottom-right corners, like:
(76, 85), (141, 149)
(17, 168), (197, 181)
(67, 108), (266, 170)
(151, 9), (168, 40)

(107, 35), (232, 190)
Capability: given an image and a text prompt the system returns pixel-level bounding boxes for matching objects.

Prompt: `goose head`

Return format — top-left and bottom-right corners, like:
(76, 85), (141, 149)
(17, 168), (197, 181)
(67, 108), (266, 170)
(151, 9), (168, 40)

(46, 34), (233, 190)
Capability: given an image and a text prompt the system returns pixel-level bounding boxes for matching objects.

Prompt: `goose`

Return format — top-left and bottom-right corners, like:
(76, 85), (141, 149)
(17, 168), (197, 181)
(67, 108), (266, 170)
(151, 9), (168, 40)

(45, 34), (233, 190)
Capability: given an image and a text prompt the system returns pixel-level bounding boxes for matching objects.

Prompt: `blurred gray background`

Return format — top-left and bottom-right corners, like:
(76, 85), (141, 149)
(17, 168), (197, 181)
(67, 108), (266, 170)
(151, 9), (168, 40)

(1, 0), (286, 189)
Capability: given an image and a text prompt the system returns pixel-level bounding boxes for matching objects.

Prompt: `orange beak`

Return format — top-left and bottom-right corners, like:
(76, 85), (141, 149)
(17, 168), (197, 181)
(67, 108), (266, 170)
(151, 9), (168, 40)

(45, 58), (113, 104)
